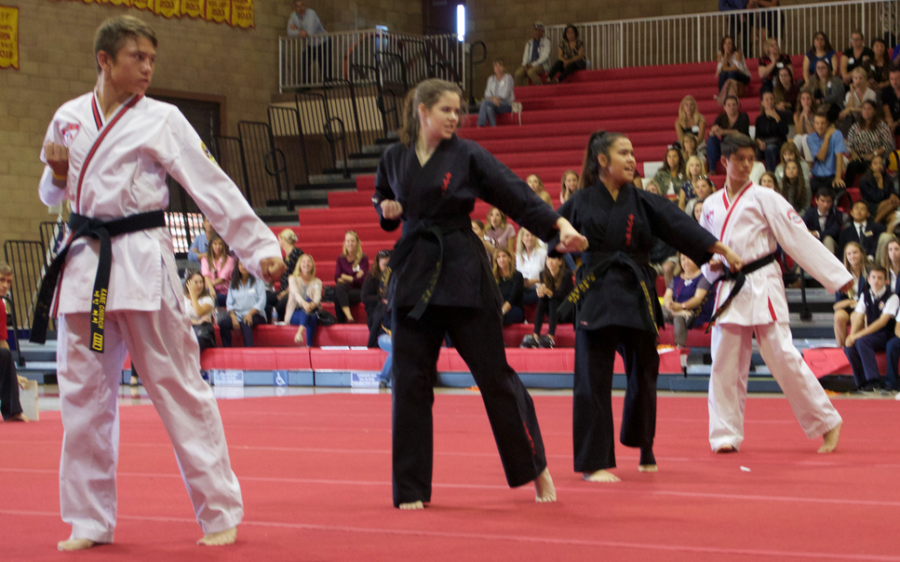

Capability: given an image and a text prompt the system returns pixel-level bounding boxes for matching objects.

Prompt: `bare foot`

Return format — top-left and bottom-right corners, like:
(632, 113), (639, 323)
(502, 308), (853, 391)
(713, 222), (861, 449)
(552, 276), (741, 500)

(6, 413), (29, 422)
(638, 464), (658, 472)
(714, 444), (737, 453)
(582, 469), (621, 483)
(818, 422), (842, 454)
(534, 467), (557, 503)
(398, 501), (424, 510)
(198, 527), (237, 546)
(294, 326), (306, 346)
(58, 538), (95, 551)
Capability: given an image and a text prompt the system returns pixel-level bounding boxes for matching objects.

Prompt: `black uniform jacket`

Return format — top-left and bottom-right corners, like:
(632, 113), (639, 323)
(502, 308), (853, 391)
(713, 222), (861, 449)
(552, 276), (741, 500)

(556, 182), (718, 332)
(374, 135), (560, 310)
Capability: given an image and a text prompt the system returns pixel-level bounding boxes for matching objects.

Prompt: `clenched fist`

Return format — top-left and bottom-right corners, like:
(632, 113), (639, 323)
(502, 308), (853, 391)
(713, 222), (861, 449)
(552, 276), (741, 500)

(44, 142), (69, 179)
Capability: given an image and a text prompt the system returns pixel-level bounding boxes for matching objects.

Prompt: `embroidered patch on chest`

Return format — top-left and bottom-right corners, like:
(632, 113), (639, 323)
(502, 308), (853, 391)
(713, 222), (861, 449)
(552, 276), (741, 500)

(61, 123), (81, 147)
(441, 172), (452, 193)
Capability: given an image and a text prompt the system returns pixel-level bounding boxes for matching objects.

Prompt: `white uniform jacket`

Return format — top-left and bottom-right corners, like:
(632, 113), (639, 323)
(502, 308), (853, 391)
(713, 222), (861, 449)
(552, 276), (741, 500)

(39, 92), (280, 315)
(700, 181), (852, 326)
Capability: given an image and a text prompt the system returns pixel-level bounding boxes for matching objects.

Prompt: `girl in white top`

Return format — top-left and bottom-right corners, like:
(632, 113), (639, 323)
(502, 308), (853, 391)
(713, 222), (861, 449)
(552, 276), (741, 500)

(285, 253), (323, 346)
(184, 271), (215, 325)
(516, 227), (547, 304)
(840, 67), (877, 123)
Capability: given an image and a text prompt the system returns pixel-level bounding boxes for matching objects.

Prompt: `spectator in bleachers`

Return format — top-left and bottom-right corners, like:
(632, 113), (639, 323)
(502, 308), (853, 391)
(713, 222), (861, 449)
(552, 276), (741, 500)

(201, 236), (234, 307)
(758, 38), (793, 93)
(681, 132), (706, 174)
(685, 175), (715, 219)
(844, 266), (897, 392)
(775, 141), (812, 189)
(486, 207), (517, 254)
(287, 1), (331, 81)
(471, 219), (496, 259)
(840, 30), (875, 86)
(840, 200), (886, 259)
(493, 248), (525, 325)
(560, 170), (580, 205)
(882, 67), (900, 135)
(793, 89), (818, 162)
(274, 229), (303, 322)
(183, 271), (216, 353)
(334, 230), (369, 323)
(218, 259), (267, 348)
(526, 174), (553, 206)
(845, 101), (895, 187)
(653, 147), (689, 210)
(707, 96), (750, 174)
(773, 67), (801, 119)
(803, 31), (838, 86)
(675, 95), (706, 149)
(860, 153), (900, 223)
(523, 251), (573, 349)
(839, 67), (878, 132)
(756, 91), (790, 172)
(685, 155), (705, 190)
(662, 253), (716, 348)
(719, 0), (752, 55)
(0, 263), (27, 422)
(833, 241), (867, 347)
(759, 171), (779, 189)
(644, 180), (661, 195)
(803, 187), (842, 254)
(809, 59), (845, 112)
(478, 58), (515, 128)
(777, 160), (810, 215)
(187, 215), (214, 264)
(516, 227), (547, 305)
(286, 253), (322, 347)
(715, 35), (751, 104)
(808, 109), (848, 193)
(869, 38), (891, 90)
(548, 25), (585, 84)
(515, 22), (552, 87)
(362, 250), (390, 348)
(692, 199), (705, 222)
(880, 237), (900, 294)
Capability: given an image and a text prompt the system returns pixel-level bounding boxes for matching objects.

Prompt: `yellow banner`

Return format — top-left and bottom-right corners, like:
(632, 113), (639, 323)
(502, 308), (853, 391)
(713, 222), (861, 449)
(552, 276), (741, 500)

(154, 0), (181, 18)
(231, 0), (253, 29)
(109, 0), (132, 6)
(182, 0), (203, 18)
(131, 0), (151, 10)
(205, 0), (229, 24)
(0, 5), (18, 71)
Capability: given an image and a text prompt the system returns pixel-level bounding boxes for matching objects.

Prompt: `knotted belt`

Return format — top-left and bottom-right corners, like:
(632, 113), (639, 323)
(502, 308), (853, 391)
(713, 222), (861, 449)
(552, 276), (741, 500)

(384, 214), (470, 320)
(557, 250), (658, 334)
(705, 252), (777, 331)
(30, 210), (167, 352)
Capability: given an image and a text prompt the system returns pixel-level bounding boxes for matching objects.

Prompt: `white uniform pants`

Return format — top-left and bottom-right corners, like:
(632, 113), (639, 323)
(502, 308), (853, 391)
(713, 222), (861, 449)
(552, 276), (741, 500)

(57, 260), (242, 543)
(709, 321), (842, 451)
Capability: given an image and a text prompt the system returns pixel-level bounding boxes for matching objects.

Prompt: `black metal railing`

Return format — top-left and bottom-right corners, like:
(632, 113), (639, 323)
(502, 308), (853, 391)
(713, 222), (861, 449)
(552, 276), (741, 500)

(467, 41), (487, 106)
(2, 295), (23, 365)
(238, 120), (293, 210)
(267, 105), (310, 195)
(213, 136), (252, 205)
(39, 221), (66, 267)
(3, 240), (46, 332)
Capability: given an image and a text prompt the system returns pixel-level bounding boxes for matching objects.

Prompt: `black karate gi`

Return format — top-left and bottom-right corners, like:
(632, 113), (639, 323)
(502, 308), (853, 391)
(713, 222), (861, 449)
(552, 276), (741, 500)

(556, 183), (717, 473)
(374, 135), (560, 507)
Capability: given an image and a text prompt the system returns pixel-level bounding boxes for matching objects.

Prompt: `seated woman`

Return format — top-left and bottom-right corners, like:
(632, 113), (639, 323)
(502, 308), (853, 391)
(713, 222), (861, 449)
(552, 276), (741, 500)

(274, 228), (303, 322)
(471, 219), (496, 259)
(803, 31), (838, 86)
(777, 160), (811, 214)
(834, 242), (867, 347)
(218, 259), (267, 347)
(680, 132), (706, 174)
(775, 141), (812, 189)
(485, 206), (517, 254)
(881, 237), (900, 295)
(334, 230), (369, 323)
(715, 35), (751, 104)
(773, 66), (801, 120)
(869, 38), (891, 91)
(526, 174), (553, 206)
(755, 90), (790, 172)
(523, 251), (574, 349)
(662, 253), (717, 348)
(201, 236), (234, 307)
(285, 253), (323, 347)
(560, 170), (580, 205)
(707, 96), (750, 173)
(860, 153), (900, 224)
(758, 38), (793, 93)
(362, 249), (390, 348)
(675, 95), (707, 152)
(685, 175), (715, 219)
(548, 25), (585, 84)
(809, 59), (845, 118)
(183, 271), (216, 353)
(653, 147), (689, 210)
(846, 100), (895, 187)
(516, 227), (547, 305)
(838, 67), (876, 133)
(793, 89), (818, 162)
(493, 248), (525, 325)
(477, 58), (515, 128)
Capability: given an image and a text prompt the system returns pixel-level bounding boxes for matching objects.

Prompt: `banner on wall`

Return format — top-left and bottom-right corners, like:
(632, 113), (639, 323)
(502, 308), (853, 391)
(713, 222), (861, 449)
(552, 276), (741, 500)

(0, 5), (18, 70)
(67, 0), (254, 29)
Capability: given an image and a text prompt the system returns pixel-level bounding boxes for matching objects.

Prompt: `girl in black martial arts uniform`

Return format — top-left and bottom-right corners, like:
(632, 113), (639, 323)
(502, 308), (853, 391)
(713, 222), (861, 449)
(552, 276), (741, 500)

(373, 79), (587, 509)
(555, 131), (742, 482)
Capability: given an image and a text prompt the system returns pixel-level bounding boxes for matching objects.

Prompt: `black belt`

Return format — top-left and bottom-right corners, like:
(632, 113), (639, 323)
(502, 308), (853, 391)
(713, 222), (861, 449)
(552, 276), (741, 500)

(30, 210), (167, 352)
(384, 215), (470, 320)
(706, 252), (777, 330)
(557, 250), (657, 334)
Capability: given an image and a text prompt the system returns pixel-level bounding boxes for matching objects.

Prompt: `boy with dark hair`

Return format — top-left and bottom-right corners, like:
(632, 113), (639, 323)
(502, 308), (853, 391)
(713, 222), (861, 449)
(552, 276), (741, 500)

(839, 200), (886, 259)
(802, 188), (843, 254)
(807, 109), (847, 193)
(845, 266), (898, 391)
(0, 262), (27, 422)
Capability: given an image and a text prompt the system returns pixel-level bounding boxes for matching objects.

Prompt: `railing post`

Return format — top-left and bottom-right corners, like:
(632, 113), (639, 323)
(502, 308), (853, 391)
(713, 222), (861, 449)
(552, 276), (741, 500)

(279, 37), (283, 93)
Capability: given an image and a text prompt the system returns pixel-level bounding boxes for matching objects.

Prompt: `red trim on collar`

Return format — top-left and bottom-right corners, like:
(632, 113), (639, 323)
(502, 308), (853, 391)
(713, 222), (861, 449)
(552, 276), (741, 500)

(90, 95), (102, 131)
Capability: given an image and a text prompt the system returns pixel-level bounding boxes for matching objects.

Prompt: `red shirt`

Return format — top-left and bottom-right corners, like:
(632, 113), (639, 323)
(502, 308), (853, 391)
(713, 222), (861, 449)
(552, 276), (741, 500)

(0, 298), (7, 342)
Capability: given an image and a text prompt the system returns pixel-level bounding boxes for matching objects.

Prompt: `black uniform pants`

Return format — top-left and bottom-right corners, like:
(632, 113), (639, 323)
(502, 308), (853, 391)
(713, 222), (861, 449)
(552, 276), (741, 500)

(391, 304), (547, 507)
(573, 326), (659, 473)
(0, 348), (23, 421)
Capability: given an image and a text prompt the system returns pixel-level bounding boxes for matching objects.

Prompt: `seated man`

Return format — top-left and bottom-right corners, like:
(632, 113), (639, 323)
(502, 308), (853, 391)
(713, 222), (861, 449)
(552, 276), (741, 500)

(845, 266), (898, 392)
(514, 22), (551, 87)
(802, 187), (843, 254)
(477, 58), (514, 127)
(0, 263), (27, 422)
(706, 96), (750, 174)
(807, 109), (847, 194)
(839, 200), (886, 260)
(187, 215), (214, 264)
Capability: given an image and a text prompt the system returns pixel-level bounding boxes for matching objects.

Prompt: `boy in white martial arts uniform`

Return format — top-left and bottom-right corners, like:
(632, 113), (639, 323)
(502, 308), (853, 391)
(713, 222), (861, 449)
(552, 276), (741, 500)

(34, 16), (284, 550)
(700, 134), (852, 454)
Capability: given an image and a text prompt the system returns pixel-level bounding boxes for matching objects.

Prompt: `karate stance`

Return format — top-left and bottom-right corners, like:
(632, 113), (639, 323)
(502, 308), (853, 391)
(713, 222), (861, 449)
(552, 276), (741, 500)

(700, 134), (850, 454)
(374, 79), (587, 509)
(36, 16), (284, 549)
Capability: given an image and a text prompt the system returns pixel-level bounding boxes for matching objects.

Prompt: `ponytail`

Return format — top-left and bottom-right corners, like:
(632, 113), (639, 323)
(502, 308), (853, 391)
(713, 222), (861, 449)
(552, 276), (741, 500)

(578, 130), (627, 189)
(397, 78), (467, 147)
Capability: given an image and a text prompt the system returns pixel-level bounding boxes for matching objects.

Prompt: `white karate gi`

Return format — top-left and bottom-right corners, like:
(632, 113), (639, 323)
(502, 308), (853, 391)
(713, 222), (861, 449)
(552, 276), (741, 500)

(700, 181), (851, 451)
(39, 92), (281, 543)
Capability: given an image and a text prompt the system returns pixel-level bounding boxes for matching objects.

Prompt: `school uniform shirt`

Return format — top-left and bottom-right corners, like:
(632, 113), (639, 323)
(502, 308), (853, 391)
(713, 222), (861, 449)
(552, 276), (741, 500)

(226, 278), (268, 321)
(839, 220), (885, 257)
(0, 298), (7, 342)
(517, 246), (547, 282)
(39, 93), (280, 315)
(484, 74), (515, 105)
(807, 129), (848, 178)
(802, 206), (843, 241)
(854, 286), (899, 328)
(860, 173), (898, 207)
(891, 269), (900, 296)
(184, 295), (215, 324)
(835, 273), (866, 303)
(700, 181), (853, 326)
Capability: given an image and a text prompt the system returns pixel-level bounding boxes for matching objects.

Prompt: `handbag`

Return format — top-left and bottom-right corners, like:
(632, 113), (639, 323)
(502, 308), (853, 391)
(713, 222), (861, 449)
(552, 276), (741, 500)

(192, 322), (217, 349)
(316, 309), (337, 326)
